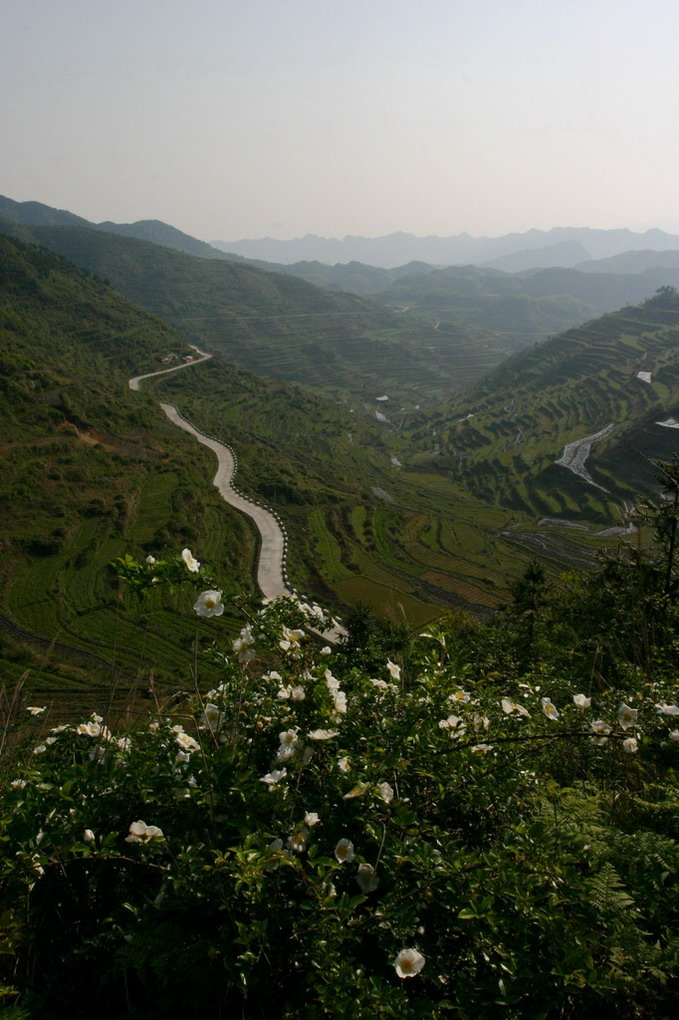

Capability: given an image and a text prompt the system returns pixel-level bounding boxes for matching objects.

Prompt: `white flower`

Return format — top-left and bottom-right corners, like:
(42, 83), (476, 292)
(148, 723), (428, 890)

(260, 769), (287, 787)
(325, 669), (340, 690)
(377, 782), (394, 804)
(175, 731), (200, 753)
(439, 714), (466, 738)
(334, 838), (355, 864)
(471, 743), (493, 754)
(11, 779), (27, 789)
(320, 645), (332, 655)
(276, 729), (302, 762)
(304, 811), (321, 827)
(287, 826), (308, 853)
(279, 728), (300, 746)
(590, 720), (613, 746)
(450, 689), (471, 704)
(356, 862), (380, 893)
(83, 829), (95, 843)
(193, 590), (224, 618)
(290, 685), (306, 701)
(655, 702), (679, 716)
(617, 703), (638, 730)
(77, 721), (103, 738)
(202, 703), (222, 732)
(279, 626), (305, 654)
(439, 714), (462, 730)
(337, 756), (350, 773)
(307, 729), (338, 741)
(273, 738), (295, 762)
(233, 626), (255, 663)
(33, 744), (47, 755)
(145, 554), (156, 564)
(573, 694), (592, 710)
(668, 729), (679, 742)
(181, 548), (200, 572)
(125, 820), (164, 843)
(622, 737), (638, 753)
(394, 948), (425, 979)
(386, 660), (401, 681)
(26, 706), (46, 716)
(541, 698), (559, 721)
(501, 699), (531, 718)
(370, 678), (390, 690)
(332, 690), (347, 715)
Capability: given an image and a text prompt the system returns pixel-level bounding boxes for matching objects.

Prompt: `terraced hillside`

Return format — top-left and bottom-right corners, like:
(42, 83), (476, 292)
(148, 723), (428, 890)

(411, 290), (679, 523)
(2, 235), (649, 710)
(0, 218), (515, 402)
(0, 236), (262, 700)
(155, 356), (619, 626)
(374, 263), (679, 339)
(0, 237), (513, 699)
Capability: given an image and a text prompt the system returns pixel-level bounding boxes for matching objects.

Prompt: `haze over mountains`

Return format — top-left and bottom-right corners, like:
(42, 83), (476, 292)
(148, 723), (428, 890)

(4, 194), (679, 398)
(210, 227), (679, 270)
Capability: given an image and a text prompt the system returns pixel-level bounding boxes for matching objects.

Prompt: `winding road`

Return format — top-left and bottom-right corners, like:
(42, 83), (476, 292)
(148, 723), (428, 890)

(128, 345), (213, 392)
(129, 346), (292, 600)
(129, 348), (345, 641)
(159, 402), (291, 601)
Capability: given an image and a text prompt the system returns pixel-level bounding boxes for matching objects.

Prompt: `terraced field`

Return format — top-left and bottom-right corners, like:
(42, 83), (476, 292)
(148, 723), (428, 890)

(415, 295), (679, 518)
(5, 234), (672, 706)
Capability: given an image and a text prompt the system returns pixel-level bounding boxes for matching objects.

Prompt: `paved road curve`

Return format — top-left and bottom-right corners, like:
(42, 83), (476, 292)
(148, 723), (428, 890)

(128, 345), (212, 391)
(159, 402), (292, 601)
(129, 349), (345, 641)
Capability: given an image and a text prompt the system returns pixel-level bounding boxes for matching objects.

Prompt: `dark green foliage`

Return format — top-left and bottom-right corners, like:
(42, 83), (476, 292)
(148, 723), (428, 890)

(1, 575), (678, 1019)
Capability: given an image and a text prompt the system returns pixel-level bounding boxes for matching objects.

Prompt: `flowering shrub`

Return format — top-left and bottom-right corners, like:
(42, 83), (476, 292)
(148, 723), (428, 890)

(1, 553), (678, 1018)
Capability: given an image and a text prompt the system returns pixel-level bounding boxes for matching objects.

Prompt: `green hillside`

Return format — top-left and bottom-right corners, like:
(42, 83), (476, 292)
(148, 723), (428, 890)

(5, 229), (672, 707)
(411, 290), (679, 524)
(0, 206), (531, 401)
(0, 235), (265, 700)
(10, 223), (476, 400)
(3, 234), (601, 703)
(375, 263), (679, 338)
(0, 194), (232, 260)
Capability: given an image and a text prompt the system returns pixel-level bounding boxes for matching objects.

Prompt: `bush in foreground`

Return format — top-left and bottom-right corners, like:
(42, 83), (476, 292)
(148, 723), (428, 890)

(1, 553), (678, 1018)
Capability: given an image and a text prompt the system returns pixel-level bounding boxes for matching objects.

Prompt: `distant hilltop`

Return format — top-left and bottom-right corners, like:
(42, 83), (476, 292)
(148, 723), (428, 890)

(210, 227), (679, 269)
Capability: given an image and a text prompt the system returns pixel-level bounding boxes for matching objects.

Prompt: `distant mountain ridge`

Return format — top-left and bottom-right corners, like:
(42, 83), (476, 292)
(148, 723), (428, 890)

(210, 227), (679, 269)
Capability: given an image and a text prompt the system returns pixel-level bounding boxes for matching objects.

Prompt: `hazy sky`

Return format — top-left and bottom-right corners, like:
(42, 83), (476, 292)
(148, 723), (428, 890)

(3, 0), (679, 241)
